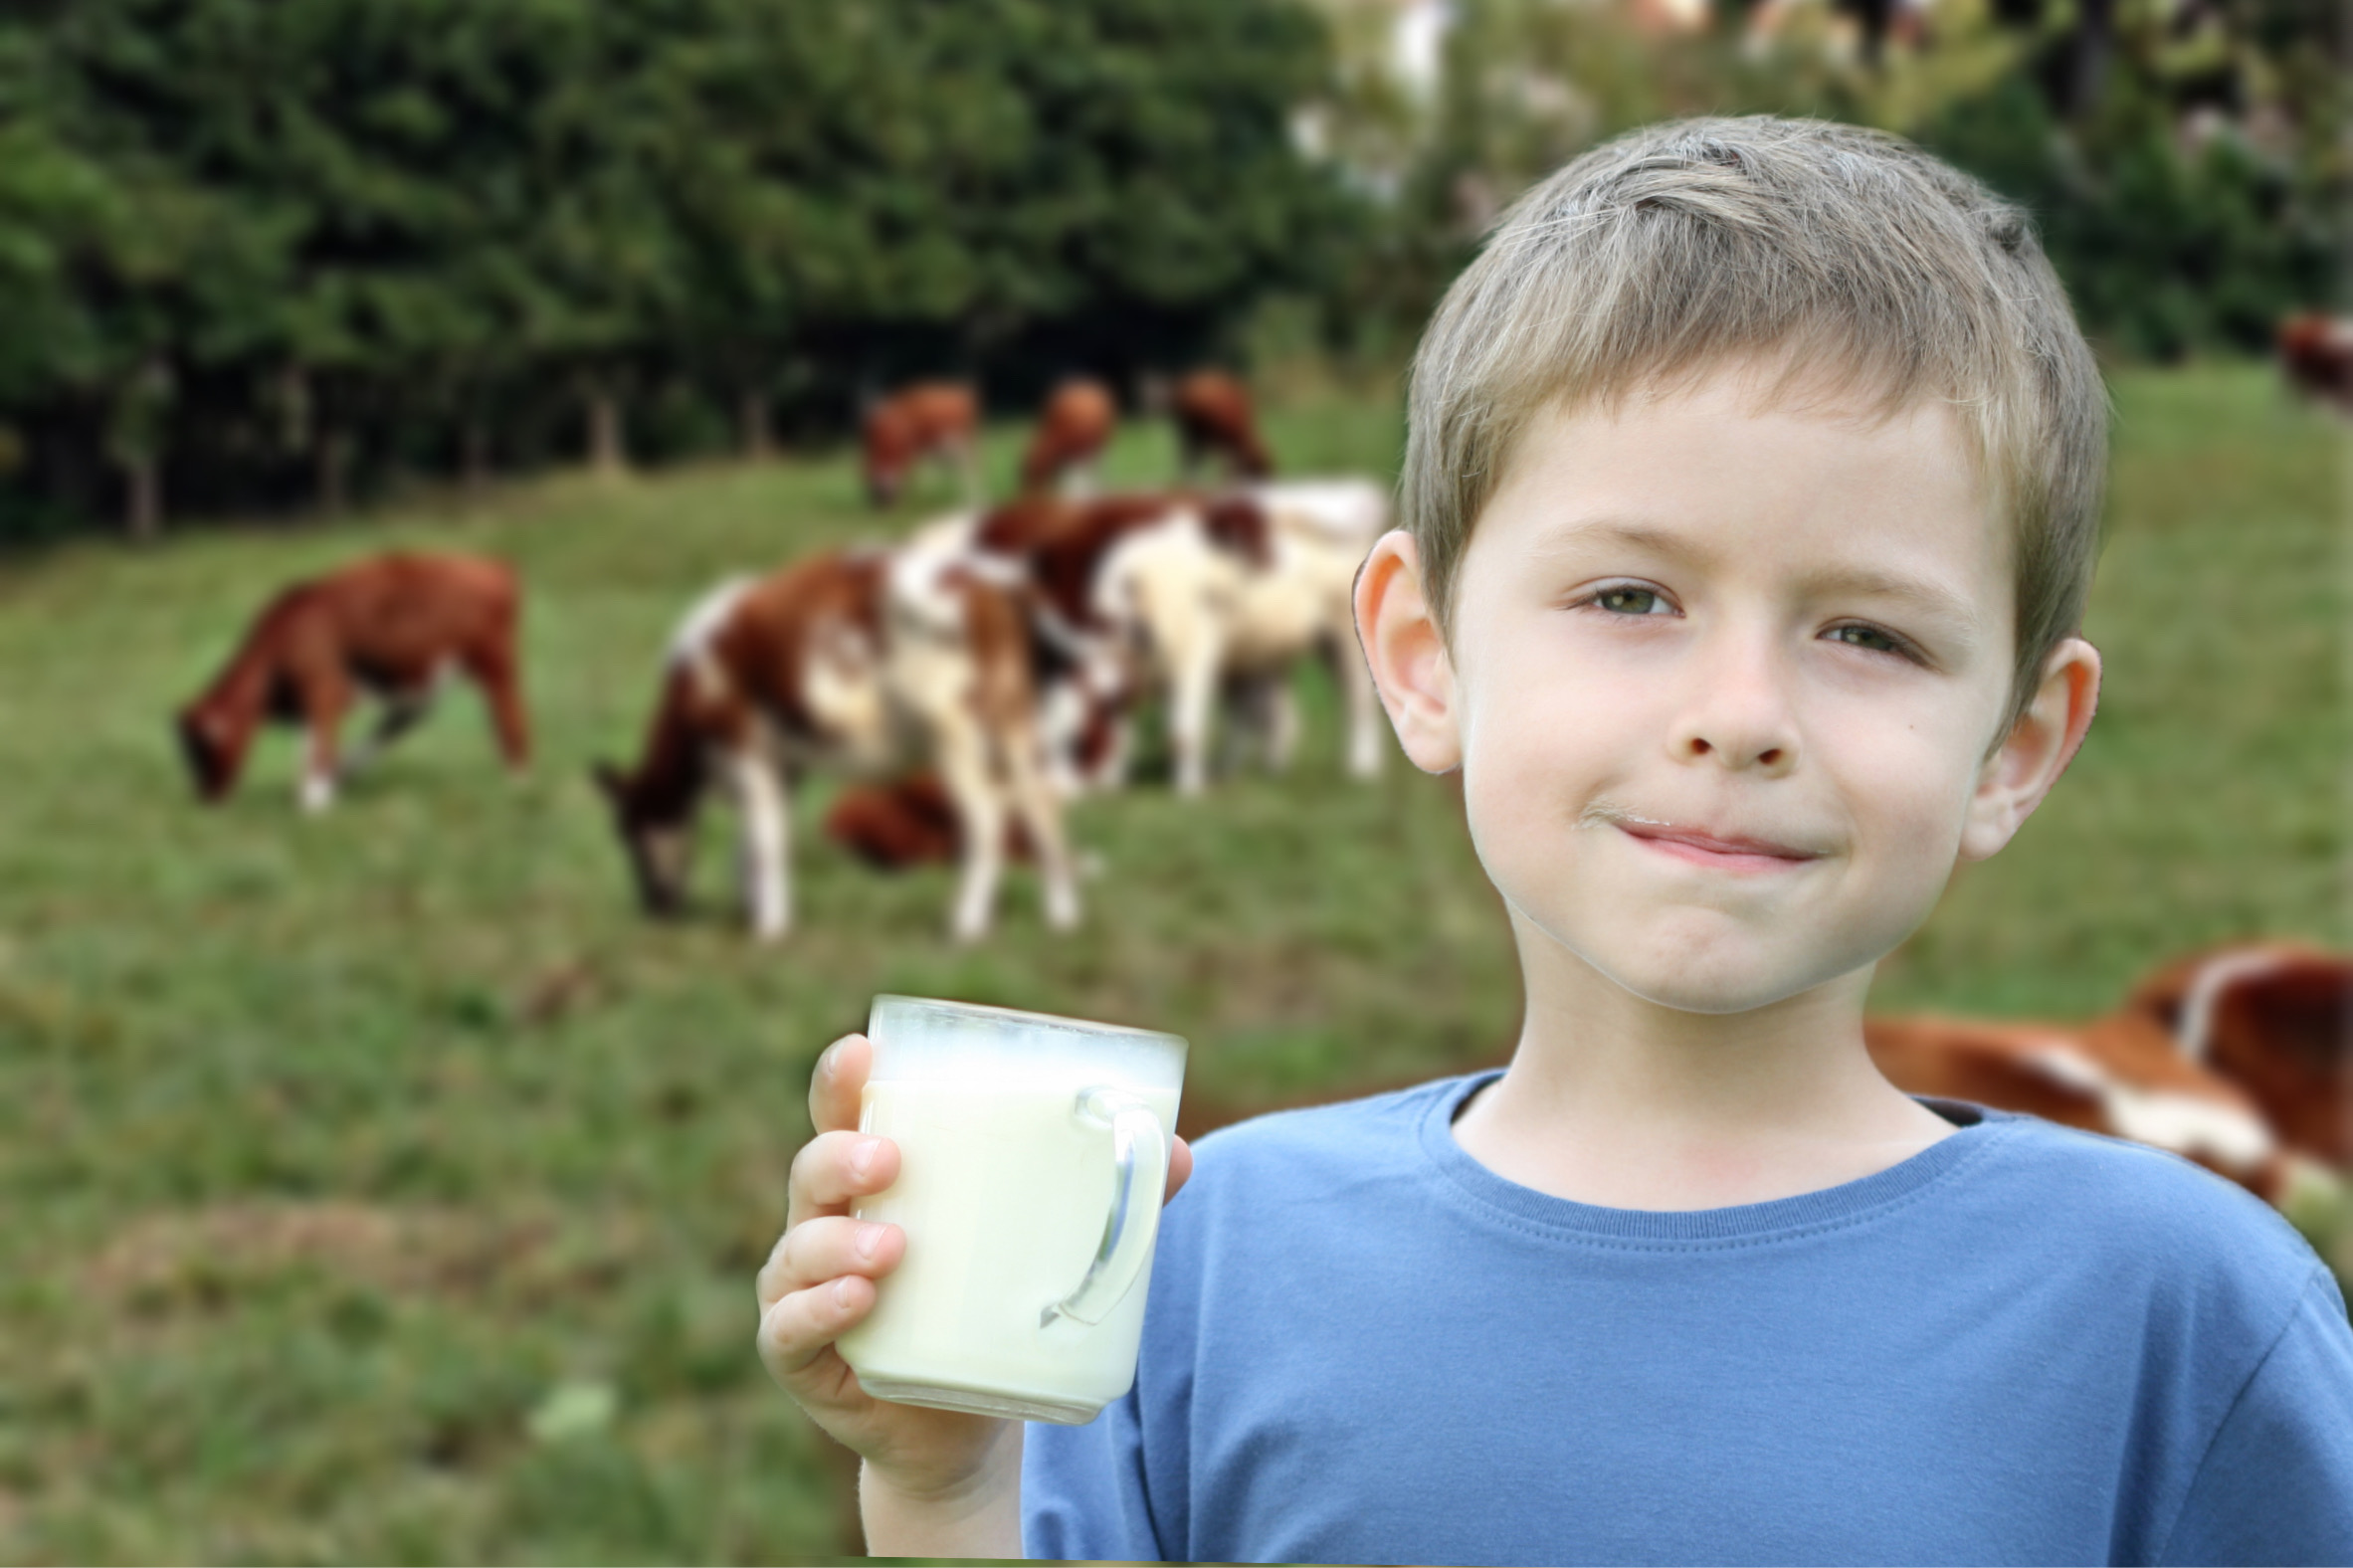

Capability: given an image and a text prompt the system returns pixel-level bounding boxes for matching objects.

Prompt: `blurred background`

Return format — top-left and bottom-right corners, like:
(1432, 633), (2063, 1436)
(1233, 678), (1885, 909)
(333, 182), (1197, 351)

(0, 0), (2342, 1559)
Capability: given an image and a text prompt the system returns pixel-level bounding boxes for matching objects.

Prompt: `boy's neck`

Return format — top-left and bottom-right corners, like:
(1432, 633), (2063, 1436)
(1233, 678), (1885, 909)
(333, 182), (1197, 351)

(1453, 912), (1958, 1213)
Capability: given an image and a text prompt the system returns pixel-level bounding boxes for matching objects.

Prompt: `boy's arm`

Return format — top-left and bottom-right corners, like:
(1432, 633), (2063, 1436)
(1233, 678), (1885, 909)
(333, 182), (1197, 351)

(2153, 1268), (2353, 1565)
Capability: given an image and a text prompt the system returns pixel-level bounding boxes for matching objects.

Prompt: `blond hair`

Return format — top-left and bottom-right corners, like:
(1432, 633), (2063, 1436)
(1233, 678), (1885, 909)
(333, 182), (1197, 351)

(1402, 115), (2106, 737)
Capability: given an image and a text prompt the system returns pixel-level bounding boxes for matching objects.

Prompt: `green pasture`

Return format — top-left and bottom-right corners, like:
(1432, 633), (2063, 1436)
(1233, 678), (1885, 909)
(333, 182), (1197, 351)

(0, 365), (2340, 1562)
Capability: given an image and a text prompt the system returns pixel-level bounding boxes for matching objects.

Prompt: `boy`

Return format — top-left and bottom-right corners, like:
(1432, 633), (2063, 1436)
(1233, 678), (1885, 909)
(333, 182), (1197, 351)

(757, 117), (2353, 1563)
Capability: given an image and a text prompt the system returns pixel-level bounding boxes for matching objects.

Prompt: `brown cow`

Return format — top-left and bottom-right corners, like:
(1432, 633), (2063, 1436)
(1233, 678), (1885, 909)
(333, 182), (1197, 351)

(1020, 378), (1117, 496)
(175, 552), (528, 811)
(1171, 370), (1274, 481)
(2277, 313), (2353, 411)
(1864, 1012), (2287, 1202)
(824, 773), (1036, 871)
(863, 381), (982, 507)
(593, 547), (1078, 941)
(2113, 943), (2352, 1168)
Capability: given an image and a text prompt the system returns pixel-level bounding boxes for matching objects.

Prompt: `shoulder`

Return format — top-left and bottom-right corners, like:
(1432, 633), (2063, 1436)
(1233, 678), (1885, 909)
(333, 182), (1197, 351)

(1165, 1076), (1468, 1230)
(1191, 1076), (1463, 1177)
(1957, 1106), (2328, 1314)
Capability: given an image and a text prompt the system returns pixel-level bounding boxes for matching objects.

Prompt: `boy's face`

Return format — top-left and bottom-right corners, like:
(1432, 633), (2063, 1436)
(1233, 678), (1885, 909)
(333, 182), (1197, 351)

(1360, 365), (2098, 1016)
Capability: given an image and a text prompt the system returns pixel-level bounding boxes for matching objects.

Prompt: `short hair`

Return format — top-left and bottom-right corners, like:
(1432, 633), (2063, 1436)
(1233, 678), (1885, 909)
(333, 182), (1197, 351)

(1401, 115), (2106, 739)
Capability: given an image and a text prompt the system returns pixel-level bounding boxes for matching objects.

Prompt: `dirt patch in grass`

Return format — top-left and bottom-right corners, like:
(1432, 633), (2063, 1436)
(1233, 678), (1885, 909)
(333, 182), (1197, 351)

(80, 1199), (649, 1320)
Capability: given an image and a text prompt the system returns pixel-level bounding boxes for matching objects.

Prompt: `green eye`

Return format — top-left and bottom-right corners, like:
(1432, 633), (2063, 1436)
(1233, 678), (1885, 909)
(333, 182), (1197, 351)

(1828, 624), (1902, 654)
(1596, 587), (1667, 616)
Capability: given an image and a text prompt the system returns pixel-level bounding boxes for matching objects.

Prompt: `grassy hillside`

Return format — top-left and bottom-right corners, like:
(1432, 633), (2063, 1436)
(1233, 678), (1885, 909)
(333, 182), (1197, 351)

(0, 366), (2338, 1562)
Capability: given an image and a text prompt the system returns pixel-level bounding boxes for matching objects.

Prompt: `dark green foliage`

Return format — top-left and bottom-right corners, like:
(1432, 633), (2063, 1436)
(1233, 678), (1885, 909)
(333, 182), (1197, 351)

(0, 0), (1350, 534)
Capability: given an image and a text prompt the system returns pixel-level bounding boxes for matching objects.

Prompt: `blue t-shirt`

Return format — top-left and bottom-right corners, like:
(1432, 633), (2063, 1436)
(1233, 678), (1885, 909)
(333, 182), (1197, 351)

(1026, 1073), (2353, 1565)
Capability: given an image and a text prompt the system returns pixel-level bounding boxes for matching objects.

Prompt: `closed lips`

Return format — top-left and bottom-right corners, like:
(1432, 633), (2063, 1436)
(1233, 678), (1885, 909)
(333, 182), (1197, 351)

(1617, 823), (1820, 867)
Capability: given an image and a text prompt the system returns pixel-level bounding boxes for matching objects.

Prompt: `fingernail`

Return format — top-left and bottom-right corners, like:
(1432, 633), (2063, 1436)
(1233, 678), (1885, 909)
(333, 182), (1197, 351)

(852, 1137), (881, 1178)
(855, 1223), (885, 1260)
(833, 1276), (858, 1309)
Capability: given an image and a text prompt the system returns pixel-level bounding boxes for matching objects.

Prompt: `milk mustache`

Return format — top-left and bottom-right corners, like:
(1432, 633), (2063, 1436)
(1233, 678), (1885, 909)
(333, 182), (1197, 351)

(836, 996), (1187, 1425)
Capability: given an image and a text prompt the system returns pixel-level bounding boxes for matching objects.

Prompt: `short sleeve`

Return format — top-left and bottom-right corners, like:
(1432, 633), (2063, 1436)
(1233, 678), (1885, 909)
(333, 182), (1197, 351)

(2156, 1269), (2353, 1567)
(1023, 1388), (1168, 1563)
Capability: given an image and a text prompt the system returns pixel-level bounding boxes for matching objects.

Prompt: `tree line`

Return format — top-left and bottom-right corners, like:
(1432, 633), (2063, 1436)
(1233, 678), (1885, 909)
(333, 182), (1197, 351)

(0, 0), (1350, 537)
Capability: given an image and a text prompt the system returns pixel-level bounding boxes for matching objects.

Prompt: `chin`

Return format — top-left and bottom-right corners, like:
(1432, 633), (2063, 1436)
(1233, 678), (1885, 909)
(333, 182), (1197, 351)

(1577, 921), (1866, 1016)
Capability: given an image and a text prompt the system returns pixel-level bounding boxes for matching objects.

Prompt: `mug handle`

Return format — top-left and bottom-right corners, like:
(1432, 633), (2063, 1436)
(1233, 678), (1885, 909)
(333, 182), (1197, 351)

(1041, 1087), (1170, 1329)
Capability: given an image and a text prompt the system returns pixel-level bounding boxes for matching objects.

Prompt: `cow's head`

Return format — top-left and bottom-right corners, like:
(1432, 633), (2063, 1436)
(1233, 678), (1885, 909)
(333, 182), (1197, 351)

(592, 760), (696, 917)
(174, 704), (248, 802)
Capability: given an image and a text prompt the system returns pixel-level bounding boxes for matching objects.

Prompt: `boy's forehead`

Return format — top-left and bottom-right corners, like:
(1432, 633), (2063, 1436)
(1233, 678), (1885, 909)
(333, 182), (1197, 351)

(1478, 367), (2014, 611)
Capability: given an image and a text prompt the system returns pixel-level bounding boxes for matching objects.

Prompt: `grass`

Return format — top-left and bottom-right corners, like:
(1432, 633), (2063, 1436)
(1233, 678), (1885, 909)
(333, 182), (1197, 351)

(0, 364), (2340, 1562)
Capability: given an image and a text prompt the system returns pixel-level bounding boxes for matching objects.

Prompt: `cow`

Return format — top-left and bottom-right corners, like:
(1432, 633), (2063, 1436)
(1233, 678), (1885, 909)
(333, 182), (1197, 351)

(2277, 313), (2353, 411)
(1171, 370), (1274, 481)
(2113, 943), (2351, 1169)
(862, 381), (982, 507)
(1863, 1012), (2288, 1203)
(1020, 379), (1118, 497)
(592, 547), (1078, 942)
(823, 772), (1037, 871)
(174, 552), (529, 812)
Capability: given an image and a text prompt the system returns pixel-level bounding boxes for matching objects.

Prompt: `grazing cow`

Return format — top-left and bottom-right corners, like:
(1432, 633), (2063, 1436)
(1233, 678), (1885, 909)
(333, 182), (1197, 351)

(1864, 1012), (2287, 1202)
(1020, 379), (1117, 497)
(2277, 313), (2353, 411)
(174, 552), (529, 812)
(1091, 492), (1384, 793)
(2113, 943), (2352, 1169)
(863, 381), (982, 507)
(592, 548), (1078, 942)
(1172, 370), (1274, 481)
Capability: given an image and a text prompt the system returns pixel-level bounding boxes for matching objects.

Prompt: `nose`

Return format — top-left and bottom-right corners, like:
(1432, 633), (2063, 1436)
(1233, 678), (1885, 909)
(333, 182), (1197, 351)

(1670, 636), (1800, 776)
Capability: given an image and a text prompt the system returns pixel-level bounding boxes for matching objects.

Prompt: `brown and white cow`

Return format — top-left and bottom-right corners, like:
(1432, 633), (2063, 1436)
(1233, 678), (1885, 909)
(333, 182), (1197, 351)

(1020, 379), (1118, 497)
(2115, 942), (2351, 1169)
(1864, 1011), (2288, 1203)
(175, 552), (529, 812)
(1171, 370), (1274, 481)
(2277, 313), (2353, 412)
(592, 548), (1078, 942)
(863, 381), (982, 507)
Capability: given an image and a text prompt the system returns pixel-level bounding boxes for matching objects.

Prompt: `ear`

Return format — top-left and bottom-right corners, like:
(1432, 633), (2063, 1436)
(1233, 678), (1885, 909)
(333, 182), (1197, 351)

(1959, 637), (2100, 862)
(1352, 529), (1463, 774)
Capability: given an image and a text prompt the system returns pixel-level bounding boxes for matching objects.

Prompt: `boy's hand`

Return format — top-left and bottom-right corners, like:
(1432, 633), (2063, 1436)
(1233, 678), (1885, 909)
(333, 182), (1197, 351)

(755, 1033), (1193, 1537)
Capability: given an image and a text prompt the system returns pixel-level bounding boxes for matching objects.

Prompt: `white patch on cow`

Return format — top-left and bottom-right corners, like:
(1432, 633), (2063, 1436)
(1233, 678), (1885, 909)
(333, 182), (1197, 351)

(730, 750), (791, 941)
(2023, 1041), (2276, 1172)
(669, 577), (753, 703)
(1250, 477), (1389, 551)
(2173, 949), (2294, 1063)
(802, 620), (891, 763)
(300, 768), (335, 814)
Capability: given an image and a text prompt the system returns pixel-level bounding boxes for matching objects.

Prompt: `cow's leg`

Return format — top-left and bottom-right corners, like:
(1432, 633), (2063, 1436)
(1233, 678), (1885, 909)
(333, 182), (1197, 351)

(936, 723), (1008, 943)
(1168, 640), (1224, 798)
(465, 637), (531, 772)
(730, 750), (792, 941)
(1261, 674), (1301, 775)
(1002, 729), (1081, 932)
(343, 694), (433, 777)
(297, 675), (352, 813)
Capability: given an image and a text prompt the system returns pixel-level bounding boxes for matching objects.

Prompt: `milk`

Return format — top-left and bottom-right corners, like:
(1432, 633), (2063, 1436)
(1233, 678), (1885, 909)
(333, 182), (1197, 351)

(834, 996), (1186, 1426)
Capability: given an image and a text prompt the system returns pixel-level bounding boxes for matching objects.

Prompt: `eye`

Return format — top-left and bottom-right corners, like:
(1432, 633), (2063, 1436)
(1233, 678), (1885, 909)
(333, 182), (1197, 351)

(1585, 584), (1675, 617)
(1823, 622), (1919, 660)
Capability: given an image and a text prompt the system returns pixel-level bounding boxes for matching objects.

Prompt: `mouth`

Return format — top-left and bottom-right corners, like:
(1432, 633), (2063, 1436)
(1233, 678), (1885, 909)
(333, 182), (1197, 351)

(1587, 806), (1824, 874)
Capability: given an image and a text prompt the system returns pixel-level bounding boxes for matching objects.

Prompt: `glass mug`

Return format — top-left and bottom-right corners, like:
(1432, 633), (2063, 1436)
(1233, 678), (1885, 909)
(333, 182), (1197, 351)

(835, 995), (1188, 1425)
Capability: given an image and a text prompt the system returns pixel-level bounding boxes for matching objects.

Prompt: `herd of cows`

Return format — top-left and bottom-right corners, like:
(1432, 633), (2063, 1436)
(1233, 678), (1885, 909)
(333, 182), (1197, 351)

(172, 370), (1385, 943)
(163, 370), (2347, 1217)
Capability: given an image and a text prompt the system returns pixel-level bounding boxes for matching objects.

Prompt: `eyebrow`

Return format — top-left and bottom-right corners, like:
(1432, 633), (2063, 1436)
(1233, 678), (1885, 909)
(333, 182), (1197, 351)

(1532, 516), (1990, 635)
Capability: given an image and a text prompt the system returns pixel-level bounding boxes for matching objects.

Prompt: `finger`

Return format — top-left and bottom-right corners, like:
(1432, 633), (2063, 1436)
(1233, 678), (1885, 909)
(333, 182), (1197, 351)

(786, 1128), (900, 1229)
(757, 1274), (881, 1386)
(756, 1215), (904, 1311)
(808, 1034), (872, 1135)
(1166, 1134), (1194, 1203)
